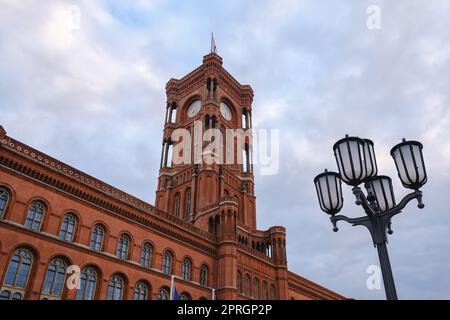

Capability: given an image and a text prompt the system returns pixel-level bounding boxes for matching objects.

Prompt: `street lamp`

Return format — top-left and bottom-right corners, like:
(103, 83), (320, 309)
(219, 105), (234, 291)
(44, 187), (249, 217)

(313, 135), (427, 300)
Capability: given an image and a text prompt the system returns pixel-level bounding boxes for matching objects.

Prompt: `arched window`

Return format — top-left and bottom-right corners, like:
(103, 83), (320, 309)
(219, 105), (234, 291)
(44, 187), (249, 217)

(208, 217), (213, 234)
(0, 290), (22, 300)
(243, 143), (251, 173)
(116, 234), (131, 260)
(157, 287), (170, 300)
(59, 213), (77, 242)
(180, 292), (191, 300)
(182, 258), (191, 281)
(174, 193), (181, 218)
(106, 275), (125, 300)
(76, 267), (97, 300)
(253, 278), (259, 299)
(237, 271), (242, 293)
(133, 282), (149, 300)
(214, 215), (220, 236)
(161, 140), (174, 168)
(226, 129), (234, 165)
(242, 109), (251, 129)
(244, 274), (250, 296)
(25, 201), (45, 231)
(0, 291), (10, 300)
(1, 248), (34, 299)
(41, 258), (68, 299)
(162, 251), (173, 274)
(140, 242), (153, 268)
(89, 224), (105, 252)
(169, 103), (177, 123)
(262, 281), (268, 300)
(220, 126), (225, 164)
(200, 264), (208, 286)
(0, 187), (10, 219)
(184, 188), (191, 220)
(269, 284), (276, 300)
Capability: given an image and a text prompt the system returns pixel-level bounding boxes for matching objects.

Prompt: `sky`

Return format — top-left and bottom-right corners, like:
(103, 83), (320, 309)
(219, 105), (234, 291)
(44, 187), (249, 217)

(1, 0), (450, 300)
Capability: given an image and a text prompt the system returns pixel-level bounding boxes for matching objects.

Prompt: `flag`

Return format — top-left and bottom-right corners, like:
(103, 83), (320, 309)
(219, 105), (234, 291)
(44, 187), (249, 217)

(172, 287), (182, 300)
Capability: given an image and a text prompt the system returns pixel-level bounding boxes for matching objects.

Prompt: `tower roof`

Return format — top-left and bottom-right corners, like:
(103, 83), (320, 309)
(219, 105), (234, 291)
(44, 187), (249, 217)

(165, 52), (253, 105)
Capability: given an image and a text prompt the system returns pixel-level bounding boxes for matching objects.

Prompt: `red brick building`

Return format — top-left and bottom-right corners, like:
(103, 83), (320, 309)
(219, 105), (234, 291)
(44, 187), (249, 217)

(0, 52), (344, 300)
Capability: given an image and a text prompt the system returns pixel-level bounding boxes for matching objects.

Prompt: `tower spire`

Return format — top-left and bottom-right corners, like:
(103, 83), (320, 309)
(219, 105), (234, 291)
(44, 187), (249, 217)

(210, 32), (217, 54)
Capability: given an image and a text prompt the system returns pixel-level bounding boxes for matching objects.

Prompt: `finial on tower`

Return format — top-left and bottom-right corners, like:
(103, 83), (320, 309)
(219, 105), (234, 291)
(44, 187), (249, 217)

(210, 32), (217, 54)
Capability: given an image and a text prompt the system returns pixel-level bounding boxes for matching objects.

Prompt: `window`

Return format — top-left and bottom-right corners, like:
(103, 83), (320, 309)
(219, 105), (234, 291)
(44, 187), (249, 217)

(242, 110), (247, 129)
(253, 278), (259, 299)
(116, 234), (131, 260)
(269, 284), (276, 300)
(237, 271), (242, 293)
(157, 287), (170, 300)
(0, 290), (21, 300)
(59, 213), (77, 242)
(76, 267), (97, 300)
(162, 251), (173, 274)
(0, 187), (10, 219)
(161, 140), (174, 168)
(2, 248), (34, 299)
(169, 103), (177, 123)
(24, 201), (45, 231)
(166, 143), (174, 167)
(243, 143), (251, 173)
(133, 282), (149, 300)
(226, 130), (233, 165)
(244, 274), (250, 296)
(106, 275), (125, 300)
(174, 193), (180, 218)
(140, 242), (153, 268)
(0, 290), (10, 300)
(180, 293), (190, 300)
(184, 188), (191, 220)
(262, 281), (268, 300)
(242, 109), (251, 129)
(41, 258), (68, 299)
(182, 258), (191, 281)
(89, 224), (105, 252)
(200, 265), (208, 287)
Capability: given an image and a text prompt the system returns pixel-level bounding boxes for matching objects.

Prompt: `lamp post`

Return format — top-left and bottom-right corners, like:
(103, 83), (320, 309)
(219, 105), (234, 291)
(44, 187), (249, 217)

(314, 136), (427, 300)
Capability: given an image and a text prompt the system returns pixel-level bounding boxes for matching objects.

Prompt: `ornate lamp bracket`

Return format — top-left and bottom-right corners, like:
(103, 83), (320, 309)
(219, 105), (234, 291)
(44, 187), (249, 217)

(330, 190), (423, 246)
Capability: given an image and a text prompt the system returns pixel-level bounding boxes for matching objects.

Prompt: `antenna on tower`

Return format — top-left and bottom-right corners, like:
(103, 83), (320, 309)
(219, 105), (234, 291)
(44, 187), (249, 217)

(210, 32), (217, 54)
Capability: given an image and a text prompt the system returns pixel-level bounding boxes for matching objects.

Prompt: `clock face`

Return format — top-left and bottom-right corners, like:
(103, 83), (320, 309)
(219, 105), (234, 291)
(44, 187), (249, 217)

(187, 100), (201, 118)
(220, 102), (232, 121)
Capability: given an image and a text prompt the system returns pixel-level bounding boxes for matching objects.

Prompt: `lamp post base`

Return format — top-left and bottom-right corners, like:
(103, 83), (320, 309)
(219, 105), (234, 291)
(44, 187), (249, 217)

(377, 242), (398, 300)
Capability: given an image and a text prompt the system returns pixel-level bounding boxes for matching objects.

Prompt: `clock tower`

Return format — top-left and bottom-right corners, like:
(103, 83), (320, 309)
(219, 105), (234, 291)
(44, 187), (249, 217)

(155, 51), (289, 299)
(155, 52), (257, 232)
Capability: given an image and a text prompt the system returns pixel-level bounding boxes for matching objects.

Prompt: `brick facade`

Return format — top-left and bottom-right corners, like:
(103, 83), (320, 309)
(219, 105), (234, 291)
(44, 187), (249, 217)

(0, 53), (345, 300)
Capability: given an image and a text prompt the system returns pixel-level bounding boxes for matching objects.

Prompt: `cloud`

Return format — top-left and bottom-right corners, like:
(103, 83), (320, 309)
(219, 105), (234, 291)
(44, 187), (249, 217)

(1, 0), (449, 299)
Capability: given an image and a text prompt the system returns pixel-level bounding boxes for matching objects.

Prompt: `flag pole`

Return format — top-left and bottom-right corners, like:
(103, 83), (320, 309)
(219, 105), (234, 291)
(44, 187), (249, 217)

(211, 32), (214, 53)
(170, 275), (174, 300)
